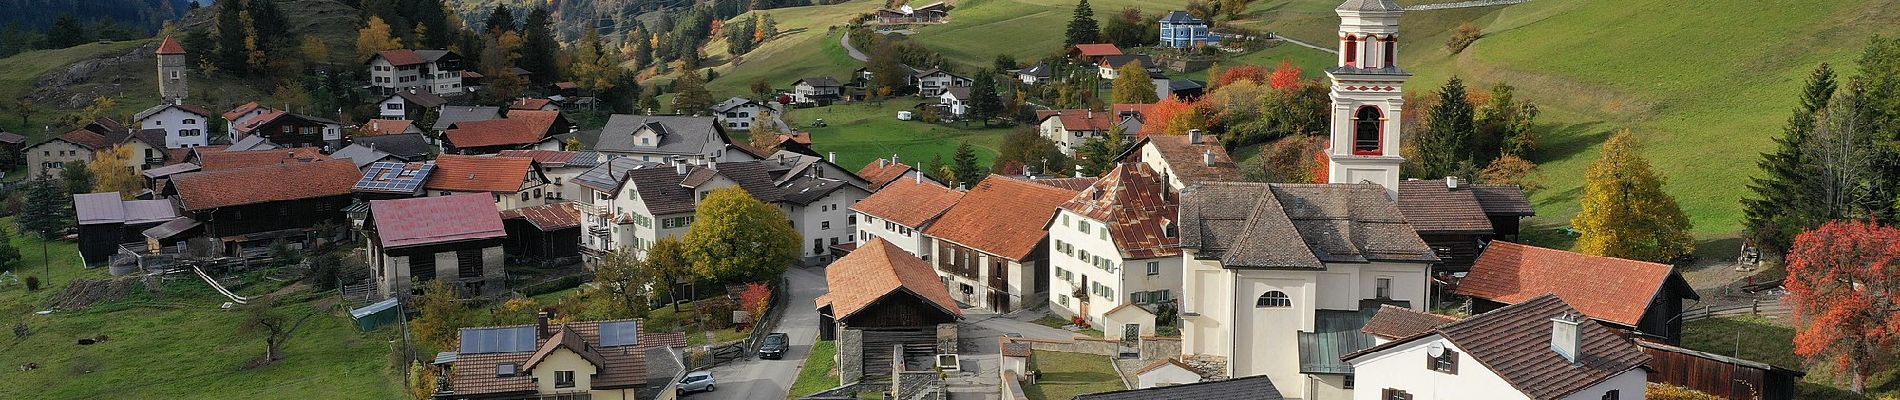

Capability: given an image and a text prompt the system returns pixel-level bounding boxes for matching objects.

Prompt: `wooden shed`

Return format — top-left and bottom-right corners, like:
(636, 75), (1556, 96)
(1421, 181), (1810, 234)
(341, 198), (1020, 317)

(1638, 340), (1805, 400)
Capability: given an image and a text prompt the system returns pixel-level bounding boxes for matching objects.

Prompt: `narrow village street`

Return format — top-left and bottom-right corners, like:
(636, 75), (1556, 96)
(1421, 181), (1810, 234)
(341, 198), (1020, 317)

(688, 265), (828, 400)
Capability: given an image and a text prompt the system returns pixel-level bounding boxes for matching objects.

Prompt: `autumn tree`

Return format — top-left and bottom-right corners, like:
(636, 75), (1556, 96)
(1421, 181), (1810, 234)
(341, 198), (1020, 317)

(994, 128), (1071, 176)
(1477, 154), (1540, 193)
(1571, 130), (1694, 262)
(590, 249), (653, 319)
(1783, 220), (1900, 393)
(1111, 61), (1159, 104)
(1075, 126), (1128, 177)
(356, 16), (403, 61)
(406, 360), (438, 400)
(682, 187), (800, 283)
(865, 39), (907, 98)
(299, 35), (330, 67)
(748, 111), (783, 154)
(569, 29), (623, 92)
(1268, 60), (1303, 90)
(1139, 97), (1204, 137)
(9, 98), (34, 125)
(738, 282), (771, 327)
(671, 69), (715, 115)
(411, 279), (471, 351)
(1252, 134), (1327, 183)
(75, 96), (118, 125)
(1064, 0), (1101, 48)
(1215, 64), (1268, 87)
(479, 31), (527, 104)
(88, 145), (141, 199)
(646, 236), (695, 311)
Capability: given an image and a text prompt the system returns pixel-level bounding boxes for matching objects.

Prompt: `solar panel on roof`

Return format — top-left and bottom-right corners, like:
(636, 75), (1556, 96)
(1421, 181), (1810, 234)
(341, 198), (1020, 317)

(459, 326), (537, 354)
(599, 320), (640, 347)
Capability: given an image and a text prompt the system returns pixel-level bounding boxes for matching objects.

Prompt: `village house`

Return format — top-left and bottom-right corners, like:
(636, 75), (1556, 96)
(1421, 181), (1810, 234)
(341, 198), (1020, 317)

(361, 119), (425, 136)
(1036, 109), (1120, 156)
(1159, 11), (1220, 48)
(912, 68), (972, 97)
(510, 97), (561, 112)
(366, 193), (507, 298)
(1046, 163), (1180, 340)
(574, 159), (776, 259)
(1176, 182), (1439, 398)
(1098, 55), (1159, 80)
(157, 159), (360, 255)
(1394, 178), (1535, 270)
(25, 129), (111, 178)
(791, 77), (843, 105)
(1343, 295), (1651, 400)
(222, 102), (275, 138)
(131, 101), (213, 148)
(1017, 63), (1053, 85)
(816, 238), (961, 384)
(74, 192), (178, 265)
(851, 175), (962, 260)
(432, 105), (505, 134)
(377, 90), (449, 120)
(498, 150), (604, 202)
(443, 110), (571, 154)
(872, 2), (950, 24)
(1078, 375), (1285, 400)
(856, 157), (943, 192)
(443, 317), (688, 400)
(365, 49), (466, 96)
(711, 97), (782, 131)
(423, 154), (552, 211)
(1071, 43), (1124, 64)
(1119, 125), (1241, 194)
(758, 151), (875, 264)
(922, 176), (1079, 313)
(353, 133), (435, 162)
(500, 202), (584, 262)
(232, 111), (346, 149)
(1454, 241), (1701, 344)
(594, 115), (754, 164)
(938, 87), (970, 119)
(195, 148), (328, 172)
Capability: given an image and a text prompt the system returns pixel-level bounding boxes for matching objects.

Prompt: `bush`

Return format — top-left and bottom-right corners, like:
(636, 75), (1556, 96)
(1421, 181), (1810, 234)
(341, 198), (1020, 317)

(23, 275), (38, 291)
(1446, 22), (1482, 53)
(1647, 383), (1720, 400)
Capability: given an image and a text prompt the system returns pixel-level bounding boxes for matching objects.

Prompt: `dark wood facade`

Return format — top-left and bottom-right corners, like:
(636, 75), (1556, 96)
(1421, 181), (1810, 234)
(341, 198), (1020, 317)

(190, 195), (353, 242)
(1640, 341), (1803, 400)
(247, 114), (334, 148)
(838, 290), (959, 329)
(77, 222), (163, 265)
(500, 219), (579, 260)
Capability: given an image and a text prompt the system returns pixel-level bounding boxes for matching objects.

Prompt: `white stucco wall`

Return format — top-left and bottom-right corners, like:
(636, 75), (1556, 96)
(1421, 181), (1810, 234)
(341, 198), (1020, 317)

(138, 107), (211, 148)
(854, 211), (933, 260)
(1047, 210), (1182, 330)
(787, 186), (867, 260)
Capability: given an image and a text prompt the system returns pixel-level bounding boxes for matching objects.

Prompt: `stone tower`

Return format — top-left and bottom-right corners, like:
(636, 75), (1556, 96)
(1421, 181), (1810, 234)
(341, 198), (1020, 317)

(156, 36), (188, 102)
(1325, 0), (1408, 199)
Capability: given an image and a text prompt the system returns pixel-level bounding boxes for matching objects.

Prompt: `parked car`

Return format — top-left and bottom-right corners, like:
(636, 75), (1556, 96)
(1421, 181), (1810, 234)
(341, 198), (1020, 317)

(759, 332), (790, 359)
(678, 371), (716, 395)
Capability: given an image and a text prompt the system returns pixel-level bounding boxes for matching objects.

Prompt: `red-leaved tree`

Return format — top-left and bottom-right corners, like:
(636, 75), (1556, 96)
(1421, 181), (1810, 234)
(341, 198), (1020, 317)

(1216, 64), (1269, 87)
(1268, 60), (1303, 91)
(1139, 97), (1202, 138)
(738, 282), (772, 329)
(1784, 220), (1900, 393)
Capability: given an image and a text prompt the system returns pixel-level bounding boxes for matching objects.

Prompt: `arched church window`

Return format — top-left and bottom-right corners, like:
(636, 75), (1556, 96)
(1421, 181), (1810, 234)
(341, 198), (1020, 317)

(1256, 291), (1291, 308)
(1383, 36), (1397, 68)
(1343, 34), (1357, 66)
(1354, 106), (1383, 155)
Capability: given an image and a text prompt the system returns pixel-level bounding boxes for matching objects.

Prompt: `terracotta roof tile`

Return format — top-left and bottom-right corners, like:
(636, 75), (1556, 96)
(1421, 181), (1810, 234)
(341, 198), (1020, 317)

(156, 36), (185, 55)
(54, 129), (111, 149)
(1455, 241), (1698, 327)
(819, 238), (961, 320)
(222, 102), (265, 121)
(1016, 177), (1098, 191)
(852, 178), (962, 228)
(500, 202), (582, 231)
(361, 119), (415, 136)
(1073, 43), (1123, 57)
(1060, 163), (1180, 259)
(924, 176), (1080, 260)
(370, 194), (506, 248)
(425, 155), (537, 193)
(197, 148), (328, 171)
(445, 110), (562, 149)
(1140, 135), (1242, 186)
(1397, 179), (1494, 234)
(169, 159), (360, 211)
(509, 98), (554, 110)
(376, 49), (425, 66)
(1360, 305), (1458, 339)
(856, 159), (915, 191)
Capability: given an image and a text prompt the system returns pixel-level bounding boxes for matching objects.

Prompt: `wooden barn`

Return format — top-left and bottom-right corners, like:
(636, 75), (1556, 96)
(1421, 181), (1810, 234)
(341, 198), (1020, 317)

(499, 202), (582, 261)
(159, 159), (362, 255)
(816, 238), (961, 384)
(73, 193), (179, 265)
(1638, 340), (1805, 400)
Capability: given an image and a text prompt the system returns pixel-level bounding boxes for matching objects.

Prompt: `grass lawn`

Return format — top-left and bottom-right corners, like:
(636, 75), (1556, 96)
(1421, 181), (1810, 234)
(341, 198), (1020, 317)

(1030, 315), (1102, 338)
(1022, 351), (1124, 400)
(641, 300), (753, 347)
(787, 340), (839, 399)
(906, 0), (1193, 71)
(1681, 316), (1894, 398)
(0, 220), (404, 399)
(789, 101), (1013, 171)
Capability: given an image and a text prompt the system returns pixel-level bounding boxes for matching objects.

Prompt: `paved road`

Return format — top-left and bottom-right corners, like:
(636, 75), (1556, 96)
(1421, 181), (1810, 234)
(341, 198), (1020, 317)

(1269, 33), (1336, 54)
(841, 31), (868, 61)
(686, 265), (828, 400)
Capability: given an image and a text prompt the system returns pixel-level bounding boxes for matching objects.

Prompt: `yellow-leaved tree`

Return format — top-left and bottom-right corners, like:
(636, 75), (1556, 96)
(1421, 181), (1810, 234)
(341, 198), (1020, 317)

(1111, 60), (1159, 105)
(356, 16), (403, 60)
(682, 187), (800, 283)
(1571, 130), (1694, 262)
(89, 145), (142, 199)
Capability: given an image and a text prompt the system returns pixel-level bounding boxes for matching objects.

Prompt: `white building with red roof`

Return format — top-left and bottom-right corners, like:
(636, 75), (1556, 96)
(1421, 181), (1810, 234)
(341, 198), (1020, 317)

(1046, 162), (1182, 337)
(365, 49), (467, 96)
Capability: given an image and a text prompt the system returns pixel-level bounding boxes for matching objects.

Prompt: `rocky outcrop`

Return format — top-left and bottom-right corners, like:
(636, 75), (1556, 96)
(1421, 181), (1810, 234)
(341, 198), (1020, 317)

(28, 42), (157, 109)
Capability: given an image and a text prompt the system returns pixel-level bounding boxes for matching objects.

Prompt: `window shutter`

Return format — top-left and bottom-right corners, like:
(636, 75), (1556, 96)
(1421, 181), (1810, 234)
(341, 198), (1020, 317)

(1426, 352), (1436, 370)
(1447, 350), (1459, 374)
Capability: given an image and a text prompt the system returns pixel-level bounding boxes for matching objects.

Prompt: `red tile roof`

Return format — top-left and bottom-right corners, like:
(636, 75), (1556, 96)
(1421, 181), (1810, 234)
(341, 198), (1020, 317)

(197, 148), (328, 171)
(1135, 135), (1242, 186)
(500, 202), (581, 231)
(857, 159), (916, 191)
(155, 36), (185, 55)
(1112, 103), (1154, 117)
(370, 194), (506, 248)
(1359, 305), (1458, 340)
(509, 98), (554, 110)
(1455, 241), (1698, 327)
(444, 110), (561, 148)
(233, 110), (285, 134)
(553, 81), (580, 90)
(852, 178), (962, 228)
(376, 49), (425, 66)
(1040, 109), (1118, 131)
(56, 129), (112, 149)
(222, 101), (265, 121)
(425, 155), (536, 193)
(169, 159), (361, 211)
(1018, 176), (1097, 191)
(925, 175), (1081, 260)
(361, 119), (415, 136)
(776, 132), (812, 145)
(496, 150), (584, 167)
(818, 238), (961, 320)
(1073, 43), (1124, 57)
(1059, 163), (1178, 259)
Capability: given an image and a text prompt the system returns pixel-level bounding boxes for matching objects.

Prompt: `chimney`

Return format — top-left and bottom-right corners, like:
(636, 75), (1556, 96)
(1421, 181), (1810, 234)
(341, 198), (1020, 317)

(828, 151), (837, 164)
(675, 157), (688, 175)
(1202, 149), (1215, 167)
(879, 158), (889, 168)
(915, 162), (924, 183)
(891, 154), (900, 165)
(1188, 129), (1203, 145)
(1445, 176), (1459, 190)
(1551, 314), (1582, 364)
(536, 311), (553, 340)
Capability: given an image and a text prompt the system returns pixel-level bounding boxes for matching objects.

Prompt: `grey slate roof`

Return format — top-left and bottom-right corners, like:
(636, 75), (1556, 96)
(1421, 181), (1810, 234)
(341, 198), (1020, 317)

(712, 97), (780, 113)
(433, 106), (503, 132)
(795, 76), (841, 87)
(1180, 182), (1437, 269)
(331, 144), (398, 168)
(351, 133), (434, 161)
(1160, 10), (1205, 24)
(596, 115), (726, 156)
(1469, 184), (1536, 216)
(1346, 295), (1651, 400)
(778, 177), (851, 206)
(1018, 63), (1050, 78)
(1075, 375), (1283, 400)
(572, 157), (662, 193)
(1336, 0), (1402, 12)
(226, 135), (280, 151)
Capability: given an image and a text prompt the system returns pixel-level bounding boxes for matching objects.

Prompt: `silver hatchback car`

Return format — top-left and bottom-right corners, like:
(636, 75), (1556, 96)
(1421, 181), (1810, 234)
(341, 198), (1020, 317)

(678, 370), (716, 395)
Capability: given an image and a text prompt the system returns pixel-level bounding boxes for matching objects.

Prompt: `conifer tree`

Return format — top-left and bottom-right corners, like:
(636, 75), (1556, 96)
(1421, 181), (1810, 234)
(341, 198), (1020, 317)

(19, 172), (73, 241)
(1415, 77), (1476, 179)
(484, 5), (516, 34)
(1743, 63), (1834, 255)
(951, 142), (984, 187)
(1572, 130), (1694, 263)
(671, 69), (715, 115)
(1064, 0), (1101, 48)
(969, 71), (1004, 124)
(520, 7), (559, 84)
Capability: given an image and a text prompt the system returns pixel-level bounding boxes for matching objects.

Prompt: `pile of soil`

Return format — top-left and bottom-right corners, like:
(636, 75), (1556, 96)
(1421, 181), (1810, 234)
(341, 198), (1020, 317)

(44, 279), (134, 310)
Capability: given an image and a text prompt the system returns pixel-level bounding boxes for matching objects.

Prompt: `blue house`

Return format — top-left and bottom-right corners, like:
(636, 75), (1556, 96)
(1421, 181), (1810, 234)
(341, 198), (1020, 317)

(1159, 11), (1219, 48)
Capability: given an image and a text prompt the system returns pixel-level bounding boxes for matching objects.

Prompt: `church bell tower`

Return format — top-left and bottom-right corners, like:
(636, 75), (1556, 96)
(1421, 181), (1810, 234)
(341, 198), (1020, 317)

(1325, 0), (1408, 199)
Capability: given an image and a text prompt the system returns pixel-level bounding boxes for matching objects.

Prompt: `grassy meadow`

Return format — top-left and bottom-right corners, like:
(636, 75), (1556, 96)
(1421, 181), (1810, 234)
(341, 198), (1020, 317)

(764, 101), (1012, 171)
